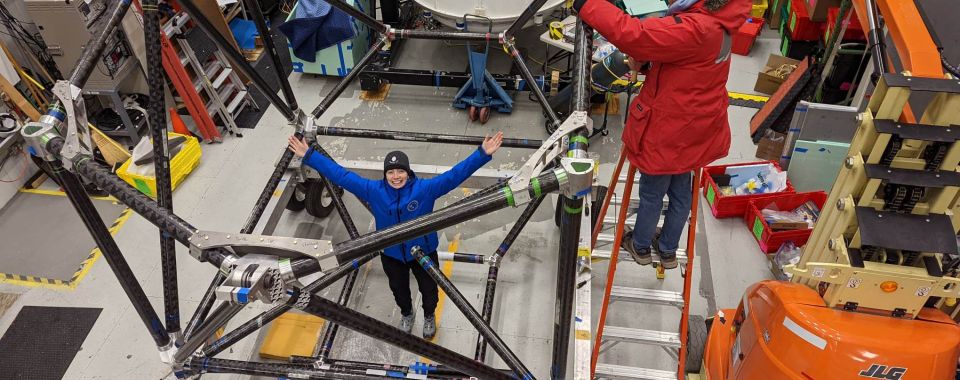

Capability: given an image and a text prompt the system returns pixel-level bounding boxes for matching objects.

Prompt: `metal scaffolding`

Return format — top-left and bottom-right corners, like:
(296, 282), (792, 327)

(23, 0), (596, 377)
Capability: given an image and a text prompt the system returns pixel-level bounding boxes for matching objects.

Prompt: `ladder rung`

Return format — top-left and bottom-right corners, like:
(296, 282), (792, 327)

(609, 286), (684, 308)
(179, 54), (189, 66)
(193, 77), (203, 93)
(602, 214), (669, 228)
(594, 363), (677, 380)
(602, 326), (681, 348)
(609, 197), (668, 208)
(226, 90), (247, 115)
(591, 248), (687, 264)
(213, 67), (232, 88)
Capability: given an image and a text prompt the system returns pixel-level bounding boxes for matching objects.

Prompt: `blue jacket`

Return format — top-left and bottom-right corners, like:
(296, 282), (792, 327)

(301, 146), (493, 262)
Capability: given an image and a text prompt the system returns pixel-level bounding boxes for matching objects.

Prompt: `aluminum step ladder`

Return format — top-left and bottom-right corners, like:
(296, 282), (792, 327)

(165, 12), (258, 139)
(590, 148), (702, 380)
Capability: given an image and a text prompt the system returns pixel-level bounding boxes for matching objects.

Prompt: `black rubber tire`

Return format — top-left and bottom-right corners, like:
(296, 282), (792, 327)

(285, 183), (307, 211)
(685, 314), (708, 374)
(305, 178), (335, 218)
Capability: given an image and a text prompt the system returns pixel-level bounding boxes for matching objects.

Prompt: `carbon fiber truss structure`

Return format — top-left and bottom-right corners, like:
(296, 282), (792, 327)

(22, 0), (599, 378)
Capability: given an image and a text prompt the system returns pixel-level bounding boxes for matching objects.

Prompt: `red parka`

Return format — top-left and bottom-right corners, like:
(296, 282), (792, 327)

(579, 0), (751, 174)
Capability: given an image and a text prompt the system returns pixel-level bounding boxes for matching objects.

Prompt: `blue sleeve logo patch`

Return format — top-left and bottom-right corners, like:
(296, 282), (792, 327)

(406, 200), (419, 212)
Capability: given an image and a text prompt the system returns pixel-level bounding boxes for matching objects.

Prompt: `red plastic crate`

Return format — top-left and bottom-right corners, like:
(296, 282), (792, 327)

(733, 18), (764, 55)
(701, 161), (796, 218)
(786, 0), (824, 41)
(744, 191), (828, 253)
(824, 6), (865, 42)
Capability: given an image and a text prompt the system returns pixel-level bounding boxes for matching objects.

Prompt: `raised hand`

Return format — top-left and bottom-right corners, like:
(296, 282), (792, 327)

(287, 135), (310, 158)
(482, 131), (504, 156)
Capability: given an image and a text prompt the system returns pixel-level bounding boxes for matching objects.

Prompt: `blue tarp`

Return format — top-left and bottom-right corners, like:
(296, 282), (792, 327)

(278, 0), (356, 62)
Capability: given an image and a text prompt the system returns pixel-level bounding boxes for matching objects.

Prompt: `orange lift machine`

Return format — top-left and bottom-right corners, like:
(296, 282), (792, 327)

(699, 0), (960, 379)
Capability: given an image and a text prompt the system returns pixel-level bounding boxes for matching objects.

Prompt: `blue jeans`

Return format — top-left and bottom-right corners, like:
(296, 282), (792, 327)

(631, 171), (692, 259)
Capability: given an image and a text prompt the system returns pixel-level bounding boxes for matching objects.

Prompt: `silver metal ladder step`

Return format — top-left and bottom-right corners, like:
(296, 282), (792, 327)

(609, 286), (684, 308)
(595, 363), (677, 380)
(602, 326), (681, 348)
(591, 247), (687, 264)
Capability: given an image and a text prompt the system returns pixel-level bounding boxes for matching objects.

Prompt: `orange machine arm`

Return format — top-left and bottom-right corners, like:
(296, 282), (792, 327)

(852, 0), (944, 79)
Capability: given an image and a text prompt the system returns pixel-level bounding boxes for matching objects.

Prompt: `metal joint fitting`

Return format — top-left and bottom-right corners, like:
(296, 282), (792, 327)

(158, 339), (177, 364)
(386, 26), (397, 41)
(302, 114), (318, 143)
(21, 122), (60, 162)
(558, 157), (595, 199)
(188, 230), (338, 270)
(499, 32), (508, 45)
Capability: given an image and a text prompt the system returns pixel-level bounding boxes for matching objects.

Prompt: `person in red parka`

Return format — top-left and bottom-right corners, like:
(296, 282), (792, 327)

(575, 0), (750, 268)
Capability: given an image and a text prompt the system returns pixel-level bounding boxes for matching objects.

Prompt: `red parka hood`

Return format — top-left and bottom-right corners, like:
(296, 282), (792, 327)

(684, 0), (752, 33)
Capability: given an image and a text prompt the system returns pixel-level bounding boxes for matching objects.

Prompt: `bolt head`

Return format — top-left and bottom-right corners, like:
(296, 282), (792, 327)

(837, 199), (845, 210)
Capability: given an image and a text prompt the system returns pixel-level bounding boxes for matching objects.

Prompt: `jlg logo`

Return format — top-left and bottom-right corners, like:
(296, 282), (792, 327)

(859, 364), (907, 380)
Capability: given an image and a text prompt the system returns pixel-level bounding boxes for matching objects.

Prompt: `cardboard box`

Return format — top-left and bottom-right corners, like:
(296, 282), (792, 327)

(805, 0), (840, 22)
(755, 131), (786, 161)
(755, 54), (802, 94)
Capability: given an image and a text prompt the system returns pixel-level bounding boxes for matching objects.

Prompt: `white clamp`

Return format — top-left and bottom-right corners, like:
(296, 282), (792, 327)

(507, 111), (591, 206)
(53, 80), (93, 168)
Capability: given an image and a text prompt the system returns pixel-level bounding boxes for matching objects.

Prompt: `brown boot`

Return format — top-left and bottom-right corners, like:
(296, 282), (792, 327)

(621, 230), (652, 265)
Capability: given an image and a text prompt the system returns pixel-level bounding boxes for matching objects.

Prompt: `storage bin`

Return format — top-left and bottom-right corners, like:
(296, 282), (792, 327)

(733, 18), (764, 56)
(751, 0), (769, 18)
(786, 0), (824, 41)
(702, 161), (796, 218)
(117, 133), (202, 198)
(744, 191), (827, 253)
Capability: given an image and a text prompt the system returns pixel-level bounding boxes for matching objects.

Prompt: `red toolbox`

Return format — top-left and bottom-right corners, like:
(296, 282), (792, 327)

(824, 6), (865, 42)
(733, 18), (764, 55)
(786, 0), (824, 41)
(744, 191), (828, 253)
(702, 161), (796, 219)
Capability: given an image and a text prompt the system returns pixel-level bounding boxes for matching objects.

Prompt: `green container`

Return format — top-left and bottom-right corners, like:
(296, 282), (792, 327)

(286, 0), (373, 76)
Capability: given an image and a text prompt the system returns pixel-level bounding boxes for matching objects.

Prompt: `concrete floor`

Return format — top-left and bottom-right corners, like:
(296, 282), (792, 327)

(0, 24), (782, 379)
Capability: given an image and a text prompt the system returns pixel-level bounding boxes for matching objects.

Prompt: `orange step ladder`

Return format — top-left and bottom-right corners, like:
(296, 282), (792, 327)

(590, 148), (703, 379)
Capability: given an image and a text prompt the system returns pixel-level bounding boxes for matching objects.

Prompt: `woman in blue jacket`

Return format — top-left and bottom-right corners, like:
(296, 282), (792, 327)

(287, 132), (504, 339)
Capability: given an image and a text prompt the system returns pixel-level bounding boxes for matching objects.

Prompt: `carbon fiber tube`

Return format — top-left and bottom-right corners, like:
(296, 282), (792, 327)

(311, 38), (386, 118)
(175, 302), (244, 363)
(182, 272), (225, 341)
(177, 0), (294, 121)
(186, 357), (385, 379)
(143, 0), (180, 339)
(505, 0), (549, 38)
(506, 43), (561, 128)
(410, 248), (534, 379)
(449, 253), (486, 264)
(38, 159), (170, 349)
(317, 126), (542, 149)
(309, 143), (366, 362)
(323, 0), (387, 33)
(394, 29), (495, 41)
(552, 20), (592, 380)
(298, 292), (511, 379)
(243, 0), (298, 111)
(329, 171), (560, 265)
(476, 194), (544, 361)
(69, 0), (133, 88)
(241, 132), (302, 234)
(288, 357), (480, 379)
(201, 251), (379, 357)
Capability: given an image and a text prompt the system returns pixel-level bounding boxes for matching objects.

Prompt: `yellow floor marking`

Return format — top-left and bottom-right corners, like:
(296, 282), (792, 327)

(19, 187), (117, 202)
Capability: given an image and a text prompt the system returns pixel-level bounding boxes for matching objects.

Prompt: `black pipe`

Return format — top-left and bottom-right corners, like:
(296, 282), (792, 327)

(298, 292), (512, 380)
(46, 0), (133, 122)
(552, 20), (591, 380)
(317, 126), (543, 149)
(243, 0), (298, 111)
(143, 0), (180, 340)
(361, 67), (570, 91)
(410, 247), (534, 379)
(476, 195), (544, 361)
(288, 357), (480, 379)
(175, 302), (244, 363)
(323, 0), (387, 33)
(310, 144), (365, 362)
(312, 38), (386, 118)
(201, 251), (380, 357)
(395, 29), (493, 42)
(241, 133), (302, 234)
(329, 171), (561, 265)
(178, 0), (294, 121)
(183, 272), (226, 341)
(863, 0), (887, 81)
(38, 158), (170, 349)
(506, 43), (561, 128)
(186, 357), (385, 379)
(505, 0), (549, 39)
